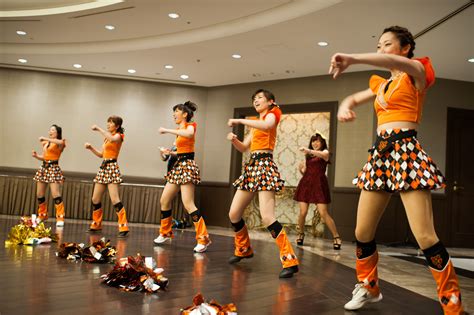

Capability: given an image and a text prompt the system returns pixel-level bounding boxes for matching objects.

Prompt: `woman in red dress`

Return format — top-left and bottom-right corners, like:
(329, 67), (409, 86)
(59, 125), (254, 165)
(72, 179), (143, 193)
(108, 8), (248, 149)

(294, 133), (341, 249)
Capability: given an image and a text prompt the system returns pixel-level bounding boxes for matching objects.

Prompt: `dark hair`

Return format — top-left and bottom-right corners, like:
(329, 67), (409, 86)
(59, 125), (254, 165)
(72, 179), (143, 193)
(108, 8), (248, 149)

(173, 101), (197, 122)
(252, 89), (276, 106)
(307, 133), (330, 162)
(51, 124), (62, 139)
(107, 115), (124, 134)
(382, 26), (415, 59)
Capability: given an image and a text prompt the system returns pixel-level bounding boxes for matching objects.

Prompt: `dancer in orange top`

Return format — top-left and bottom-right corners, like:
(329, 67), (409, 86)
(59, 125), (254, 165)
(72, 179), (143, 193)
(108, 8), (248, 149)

(227, 89), (299, 278)
(32, 124), (66, 226)
(329, 26), (463, 314)
(85, 116), (129, 237)
(154, 101), (211, 253)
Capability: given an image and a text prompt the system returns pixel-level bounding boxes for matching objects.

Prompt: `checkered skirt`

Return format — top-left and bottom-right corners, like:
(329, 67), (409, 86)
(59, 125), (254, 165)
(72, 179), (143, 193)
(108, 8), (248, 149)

(165, 159), (201, 185)
(33, 164), (65, 183)
(233, 156), (285, 192)
(353, 129), (446, 192)
(94, 161), (123, 184)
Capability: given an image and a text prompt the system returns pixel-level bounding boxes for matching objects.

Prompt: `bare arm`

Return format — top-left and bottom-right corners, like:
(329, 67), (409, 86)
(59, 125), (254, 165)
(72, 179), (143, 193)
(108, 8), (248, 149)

(91, 125), (122, 142)
(228, 113), (276, 131)
(227, 132), (251, 153)
(329, 52), (426, 89)
(39, 137), (65, 149)
(337, 88), (375, 122)
(159, 125), (194, 138)
(299, 148), (330, 161)
(298, 160), (306, 175)
(84, 143), (103, 158)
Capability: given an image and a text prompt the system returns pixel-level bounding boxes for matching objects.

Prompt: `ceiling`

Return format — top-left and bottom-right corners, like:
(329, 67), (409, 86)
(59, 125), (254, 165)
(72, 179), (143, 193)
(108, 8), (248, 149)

(0, 0), (472, 87)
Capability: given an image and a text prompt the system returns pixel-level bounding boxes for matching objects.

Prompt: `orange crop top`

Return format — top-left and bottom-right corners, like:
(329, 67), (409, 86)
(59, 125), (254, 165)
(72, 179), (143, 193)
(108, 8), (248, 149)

(103, 133), (124, 159)
(43, 142), (64, 161)
(250, 106), (282, 152)
(176, 122), (197, 154)
(369, 57), (435, 126)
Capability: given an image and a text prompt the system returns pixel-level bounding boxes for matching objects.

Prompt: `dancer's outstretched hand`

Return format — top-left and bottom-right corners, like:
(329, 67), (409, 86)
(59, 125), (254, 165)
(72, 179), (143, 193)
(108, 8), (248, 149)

(158, 127), (168, 134)
(91, 125), (100, 131)
(227, 132), (237, 141)
(337, 101), (357, 122)
(329, 53), (354, 79)
(84, 142), (92, 149)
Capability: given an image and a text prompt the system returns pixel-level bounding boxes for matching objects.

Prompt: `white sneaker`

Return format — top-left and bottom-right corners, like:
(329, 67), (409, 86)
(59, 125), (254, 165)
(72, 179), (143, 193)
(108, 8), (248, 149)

(344, 283), (383, 311)
(56, 221), (64, 227)
(193, 241), (211, 253)
(153, 235), (171, 244)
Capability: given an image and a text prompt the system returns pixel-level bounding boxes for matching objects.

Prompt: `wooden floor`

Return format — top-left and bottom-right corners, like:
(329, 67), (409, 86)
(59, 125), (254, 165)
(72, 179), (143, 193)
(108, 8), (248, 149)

(0, 217), (443, 315)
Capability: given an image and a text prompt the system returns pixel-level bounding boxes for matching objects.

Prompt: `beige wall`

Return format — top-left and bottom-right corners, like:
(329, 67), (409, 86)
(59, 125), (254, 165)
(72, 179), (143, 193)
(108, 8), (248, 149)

(1, 68), (473, 186)
(0, 68), (208, 179)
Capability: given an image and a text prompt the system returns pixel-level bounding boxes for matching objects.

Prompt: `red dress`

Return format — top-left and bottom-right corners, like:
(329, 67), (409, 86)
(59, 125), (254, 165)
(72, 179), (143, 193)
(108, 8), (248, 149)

(293, 156), (331, 204)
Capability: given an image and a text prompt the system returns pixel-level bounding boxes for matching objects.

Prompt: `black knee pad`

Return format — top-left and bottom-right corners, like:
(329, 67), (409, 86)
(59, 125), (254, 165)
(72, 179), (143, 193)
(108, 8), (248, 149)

(423, 241), (450, 270)
(267, 221), (283, 239)
(114, 202), (124, 212)
(161, 210), (172, 219)
(356, 239), (377, 259)
(38, 197), (46, 204)
(53, 196), (63, 205)
(231, 218), (245, 232)
(92, 202), (102, 210)
(189, 210), (201, 222)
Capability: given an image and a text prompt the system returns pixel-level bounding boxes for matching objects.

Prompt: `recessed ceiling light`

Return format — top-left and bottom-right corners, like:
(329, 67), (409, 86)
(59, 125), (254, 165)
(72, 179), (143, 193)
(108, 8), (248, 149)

(16, 30), (27, 36)
(180, 74), (189, 79)
(128, 69), (136, 74)
(317, 41), (329, 47)
(168, 13), (180, 19)
(232, 54), (242, 59)
(105, 25), (115, 30)
(164, 65), (174, 69)
(18, 58), (27, 63)
(73, 64), (82, 69)
(468, 58), (474, 63)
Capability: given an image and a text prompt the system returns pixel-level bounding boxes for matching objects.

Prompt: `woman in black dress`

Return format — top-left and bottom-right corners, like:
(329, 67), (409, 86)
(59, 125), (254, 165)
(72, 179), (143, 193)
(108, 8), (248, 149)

(294, 133), (341, 249)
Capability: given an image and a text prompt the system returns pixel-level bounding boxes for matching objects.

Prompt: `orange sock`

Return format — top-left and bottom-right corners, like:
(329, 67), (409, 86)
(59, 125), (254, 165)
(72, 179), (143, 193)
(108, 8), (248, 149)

(116, 208), (129, 232)
(275, 229), (299, 268)
(90, 208), (103, 230)
(234, 225), (253, 257)
(159, 216), (173, 237)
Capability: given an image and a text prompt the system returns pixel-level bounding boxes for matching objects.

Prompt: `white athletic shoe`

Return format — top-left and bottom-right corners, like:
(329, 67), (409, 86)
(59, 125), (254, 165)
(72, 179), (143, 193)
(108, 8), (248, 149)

(153, 235), (171, 244)
(344, 282), (383, 311)
(193, 241), (211, 253)
(56, 221), (64, 227)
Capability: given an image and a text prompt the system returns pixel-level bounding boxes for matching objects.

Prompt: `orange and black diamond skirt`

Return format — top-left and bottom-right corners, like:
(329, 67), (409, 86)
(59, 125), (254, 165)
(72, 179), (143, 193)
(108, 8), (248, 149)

(33, 161), (65, 183)
(165, 159), (201, 185)
(233, 153), (285, 192)
(94, 160), (123, 184)
(353, 129), (446, 192)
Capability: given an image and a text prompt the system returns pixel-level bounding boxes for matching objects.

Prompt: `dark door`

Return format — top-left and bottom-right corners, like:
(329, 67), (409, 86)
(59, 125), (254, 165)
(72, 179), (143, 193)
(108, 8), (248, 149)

(446, 107), (474, 248)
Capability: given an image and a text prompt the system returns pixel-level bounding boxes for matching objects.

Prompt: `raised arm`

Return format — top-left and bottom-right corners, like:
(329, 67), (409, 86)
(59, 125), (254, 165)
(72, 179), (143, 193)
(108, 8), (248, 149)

(299, 148), (330, 161)
(228, 112), (276, 131)
(39, 136), (65, 149)
(329, 53), (426, 89)
(159, 124), (194, 138)
(92, 125), (122, 142)
(227, 132), (252, 153)
(31, 150), (44, 161)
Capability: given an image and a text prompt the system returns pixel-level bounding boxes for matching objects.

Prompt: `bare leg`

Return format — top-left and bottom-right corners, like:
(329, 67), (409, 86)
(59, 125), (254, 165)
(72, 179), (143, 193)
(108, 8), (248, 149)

(355, 190), (391, 242)
(160, 182), (180, 210)
(229, 190), (255, 223)
(107, 183), (121, 205)
(49, 183), (61, 199)
(36, 182), (47, 198)
(297, 202), (309, 232)
(91, 183), (107, 205)
(317, 203), (339, 238)
(180, 183), (198, 213)
(258, 190), (276, 227)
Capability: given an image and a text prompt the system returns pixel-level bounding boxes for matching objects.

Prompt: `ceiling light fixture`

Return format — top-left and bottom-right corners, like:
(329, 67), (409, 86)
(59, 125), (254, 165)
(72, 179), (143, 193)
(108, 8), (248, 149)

(16, 30), (27, 36)
(168, 13), (180, 19)
(128, 69), (136, 74)
(164, 65), (174, 69)
(232, 54), (242, 59)
(73, 64), (82, 69)
(180, 74), (189, 79)
(105, 25), (115, 30)
(317, 41), (329, 47)
(18, 58), (27, 63)
(468, 58), (474, 63)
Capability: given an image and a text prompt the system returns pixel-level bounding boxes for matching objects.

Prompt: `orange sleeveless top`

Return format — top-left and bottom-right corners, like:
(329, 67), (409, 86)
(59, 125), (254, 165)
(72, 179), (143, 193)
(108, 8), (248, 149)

(43, 142), (63, 161)
(176, 122), (196, 154)
(369, 57), (435, 126)
(250, 106), (282, 152)
(103, 133), (124, 159)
